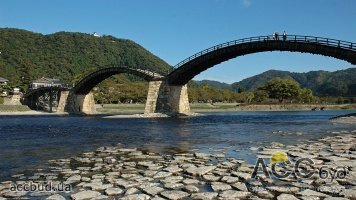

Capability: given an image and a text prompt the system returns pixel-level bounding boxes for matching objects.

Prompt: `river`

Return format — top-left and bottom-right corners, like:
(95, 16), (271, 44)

(0, 110), (355, 181)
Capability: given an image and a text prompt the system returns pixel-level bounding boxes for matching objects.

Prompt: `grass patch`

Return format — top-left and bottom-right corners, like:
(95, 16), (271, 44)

(190, 103), (237, 110)
(340, 104), (356, 110)
(0, 105), (31, 112)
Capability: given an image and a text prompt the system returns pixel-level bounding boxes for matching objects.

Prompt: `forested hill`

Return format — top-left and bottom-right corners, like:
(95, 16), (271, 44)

(0, 28), (171, 88)
(230, 68), (356, 96)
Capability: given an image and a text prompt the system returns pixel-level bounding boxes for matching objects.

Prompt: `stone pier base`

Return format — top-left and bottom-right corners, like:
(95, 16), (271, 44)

(63, 91), (96, 114)
(145, 80), (190, 115)
(57, 91), (69, 113)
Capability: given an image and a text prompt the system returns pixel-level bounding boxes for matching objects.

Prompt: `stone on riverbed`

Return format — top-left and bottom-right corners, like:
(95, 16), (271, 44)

(183, 178), (200, 185)
(340, 189), (356, 199)
(115, 179), (140, 189)
(277, 193), (299, 200)
(219, 190), (251, 199)
(266, 186), (300, 194)
(142, 186), (165, 196)
(153, 171), (172, 179)
(221, 176), (240, 183)
(231, 182), (249, 191)
(231, 171), (251, 180)
(160, 190), (190, 200)
(2, 191), (28, 198)
(211, 182), (232, 192)
(323, 197), (350, 200)
(202, 174), (221, 182)
(194, 152), (211, 159)
(184, 185), (199, 193)
(71, 190), (101, 200)
(83, 182), (113, 191)
(46, 194), (66, 200)
(125, 187), (139, 195)
(163, 165), (183, 173)
(190, 192), (218, 200)
(266, 142), (285, 149)
(164, 182), (184, 189)
(121, 194), (151, 200)
(317, 185), (344, 195)
(185, 166), (216, 176)
(66, 174), (81, 183)
(297, 189), (329, 197)
(105, 187), (123, 196)
(161, 176), (183, 184)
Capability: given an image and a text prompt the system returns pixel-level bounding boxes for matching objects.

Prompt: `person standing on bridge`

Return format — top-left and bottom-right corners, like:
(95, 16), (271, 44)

(283, 31), (287, 41)
(273, 32), (279, 40)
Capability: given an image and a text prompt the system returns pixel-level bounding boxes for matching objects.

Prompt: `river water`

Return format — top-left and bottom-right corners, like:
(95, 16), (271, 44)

(0, 110), (355, 181)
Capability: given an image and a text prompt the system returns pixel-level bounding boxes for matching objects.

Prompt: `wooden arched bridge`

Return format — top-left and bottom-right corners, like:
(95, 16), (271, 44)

(22, 34), (356, 115)
(73, 66), (163, 95)
(168, 34), (356, 85)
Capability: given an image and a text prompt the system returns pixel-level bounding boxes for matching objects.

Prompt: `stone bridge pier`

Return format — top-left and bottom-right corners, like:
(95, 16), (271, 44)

(57, 91), (96, 114)
(145, 80), (190, 115)
(56, 80), (190, 116)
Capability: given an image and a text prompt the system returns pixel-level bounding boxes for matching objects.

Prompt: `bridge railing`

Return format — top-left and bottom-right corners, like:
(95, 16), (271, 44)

(173, 35), (356, 69)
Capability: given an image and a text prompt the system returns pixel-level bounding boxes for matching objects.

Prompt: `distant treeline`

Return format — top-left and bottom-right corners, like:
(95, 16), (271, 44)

(93, 77), (353, 105)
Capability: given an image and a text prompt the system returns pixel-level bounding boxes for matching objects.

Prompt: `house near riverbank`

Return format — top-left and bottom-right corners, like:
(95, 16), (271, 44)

(0, 77), (8, 86)
(29, 77), (62, 89)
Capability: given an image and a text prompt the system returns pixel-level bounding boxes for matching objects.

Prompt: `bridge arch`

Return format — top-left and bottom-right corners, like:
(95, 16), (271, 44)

(73, 66), (162, 95)
(167, 35), (356, 85)
(22, 86), (69, 111)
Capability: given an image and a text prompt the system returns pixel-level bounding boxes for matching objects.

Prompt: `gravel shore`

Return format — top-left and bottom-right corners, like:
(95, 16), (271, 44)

(0, 131), (355, 200)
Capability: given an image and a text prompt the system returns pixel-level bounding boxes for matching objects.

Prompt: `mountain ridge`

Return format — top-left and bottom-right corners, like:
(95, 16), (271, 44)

(0, 28), (171, 89)
(196, 68), (356, 96)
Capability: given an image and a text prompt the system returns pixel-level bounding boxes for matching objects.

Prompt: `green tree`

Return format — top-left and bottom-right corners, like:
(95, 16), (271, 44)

(237, 86), (245, 93)
(253, 90), (269, 103)
(298, 88), (314, 103)
(264, 78), (300, 102)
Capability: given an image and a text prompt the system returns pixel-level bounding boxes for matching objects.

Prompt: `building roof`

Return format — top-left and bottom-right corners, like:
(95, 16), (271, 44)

(0, 77), (8, 82)
(32, 77), (62, 84)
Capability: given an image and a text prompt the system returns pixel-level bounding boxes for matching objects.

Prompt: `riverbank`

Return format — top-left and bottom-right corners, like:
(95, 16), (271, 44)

(0, 105), (68, 115)
(0, 103), (354, 115)
(0, 110), (69, 115)
(96, 103), (356, 114)
(0, 131), (355, 199)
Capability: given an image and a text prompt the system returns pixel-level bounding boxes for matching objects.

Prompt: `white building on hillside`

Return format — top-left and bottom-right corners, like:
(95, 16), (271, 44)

(0, 77), (8, 85)
(29, 77), (62, 89)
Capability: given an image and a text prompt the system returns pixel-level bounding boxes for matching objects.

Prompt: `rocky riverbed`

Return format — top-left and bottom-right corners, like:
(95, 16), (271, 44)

(0, 131), (355, 200)
(331, 113), (356, 124)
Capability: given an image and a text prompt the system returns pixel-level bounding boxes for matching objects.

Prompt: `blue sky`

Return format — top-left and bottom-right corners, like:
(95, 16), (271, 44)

(1, 0), (355, 83)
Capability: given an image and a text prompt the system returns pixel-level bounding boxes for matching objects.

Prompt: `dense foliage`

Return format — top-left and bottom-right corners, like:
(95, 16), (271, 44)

(231, 69), (356, 96)
(0, 28), (172, 92)
(188, 78), (315, 104)
(260, 78), (314, 103)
